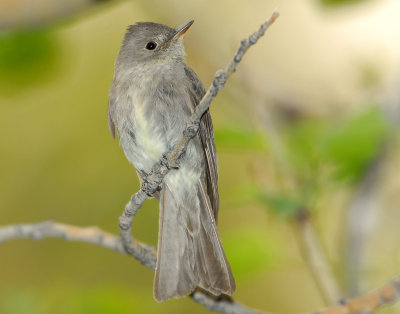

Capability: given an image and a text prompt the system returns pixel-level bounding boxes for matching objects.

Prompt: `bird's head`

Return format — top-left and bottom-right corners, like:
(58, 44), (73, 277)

(117, 20), (194, 67)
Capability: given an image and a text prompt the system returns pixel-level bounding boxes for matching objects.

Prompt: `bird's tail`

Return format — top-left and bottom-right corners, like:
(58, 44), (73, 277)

(153, 181), (235, 302)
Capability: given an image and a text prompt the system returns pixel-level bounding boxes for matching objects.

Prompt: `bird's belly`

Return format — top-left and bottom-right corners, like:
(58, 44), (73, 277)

(121, 102), (168, 173)
(117, 83), (194, 175)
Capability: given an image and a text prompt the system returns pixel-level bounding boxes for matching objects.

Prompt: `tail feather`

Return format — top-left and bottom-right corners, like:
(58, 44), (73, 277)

(153, 182), (235, 302)
(196, 180), (235, 294)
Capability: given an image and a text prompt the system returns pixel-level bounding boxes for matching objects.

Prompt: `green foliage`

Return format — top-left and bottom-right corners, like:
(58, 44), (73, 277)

(284, 118), (325, 182)
(257, 192), (305, 218)
(237, 107), (389, 218)
(319, 107), (388, 182)
(237, 184), (306, 218)
(284, 107), (388, 184)
(214, 127), (268, 151)
(241, 185), (310, 219)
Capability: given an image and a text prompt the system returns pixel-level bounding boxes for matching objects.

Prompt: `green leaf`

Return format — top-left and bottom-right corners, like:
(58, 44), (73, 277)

(237, 184), (305, 218)
(284, 119), (326, 172)
(282, 107), (389, 184)
(320, 107), (389, 182)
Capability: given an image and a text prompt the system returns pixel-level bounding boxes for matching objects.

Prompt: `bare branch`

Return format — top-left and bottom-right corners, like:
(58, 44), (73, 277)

(245, 62), (342, 305)
(293, 210), (342, 305)
(317, 274), (400, 314)
(119, 10), (280, 259)
(1, 221), (400, 313)
(0, 221), (259, 314)
(0, 220), (156, 263)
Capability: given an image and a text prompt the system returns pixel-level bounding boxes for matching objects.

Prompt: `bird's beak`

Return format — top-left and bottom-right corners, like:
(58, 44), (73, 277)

(172, 20), (194, 40)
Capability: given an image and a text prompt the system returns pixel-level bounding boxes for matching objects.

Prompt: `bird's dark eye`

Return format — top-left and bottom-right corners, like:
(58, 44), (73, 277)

(145, 41), (157, 50)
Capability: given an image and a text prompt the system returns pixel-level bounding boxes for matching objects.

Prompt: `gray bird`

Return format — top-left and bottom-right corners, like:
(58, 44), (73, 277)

(108, 20), (236, 302)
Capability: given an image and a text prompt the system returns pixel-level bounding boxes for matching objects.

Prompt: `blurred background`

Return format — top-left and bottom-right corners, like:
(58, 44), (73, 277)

(1, 0), (400, 313)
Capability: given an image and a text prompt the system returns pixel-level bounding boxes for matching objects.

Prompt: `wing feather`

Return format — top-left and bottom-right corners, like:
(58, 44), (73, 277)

(184, 65), (219, 222)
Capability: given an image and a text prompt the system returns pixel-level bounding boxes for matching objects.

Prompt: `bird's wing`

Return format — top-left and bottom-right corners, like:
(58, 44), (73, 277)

(184, 65), (219, 222)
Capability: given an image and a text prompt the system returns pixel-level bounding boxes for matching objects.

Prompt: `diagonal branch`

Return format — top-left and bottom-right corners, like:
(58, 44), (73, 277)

(118, 10), (280, 264)
(247, 88), (342, 304)
(317, 274), (400, 314)
(294, 209), (342, 305)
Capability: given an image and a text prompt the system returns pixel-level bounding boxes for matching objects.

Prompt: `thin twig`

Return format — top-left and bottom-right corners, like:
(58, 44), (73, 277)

(245, 65), (342, 304)
(316, 275), (400, 314)
(1, 221), (400, 313)
(118, 10), (280, 262)
(294, 210), (342, 305)
(0, 220), (156, 261)
(344, 63), (400, 296)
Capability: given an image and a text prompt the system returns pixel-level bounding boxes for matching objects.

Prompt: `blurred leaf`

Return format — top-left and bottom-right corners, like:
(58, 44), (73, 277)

(231, 108), (388, 221)
(223, 228), (280, 279)
(235, 184), (306, 218)
(0, 28), (59, 92)
(283, 107), (389, 184)
(214, 127), (268, 151)
(319, 107), (389, 182)
(284, 118), (325, 171)
(259, 194), (304, 218)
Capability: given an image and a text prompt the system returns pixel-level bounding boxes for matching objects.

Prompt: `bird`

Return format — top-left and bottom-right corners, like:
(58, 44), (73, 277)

(108, 20), (235, 302)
